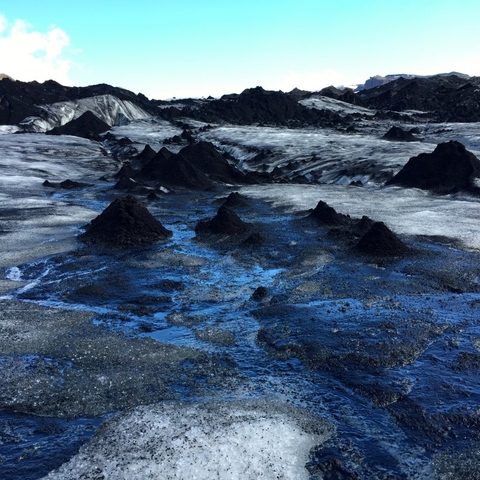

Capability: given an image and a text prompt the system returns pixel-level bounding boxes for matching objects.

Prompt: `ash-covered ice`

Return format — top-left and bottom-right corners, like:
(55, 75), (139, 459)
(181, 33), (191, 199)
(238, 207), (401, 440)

(42, 400), (333, 480)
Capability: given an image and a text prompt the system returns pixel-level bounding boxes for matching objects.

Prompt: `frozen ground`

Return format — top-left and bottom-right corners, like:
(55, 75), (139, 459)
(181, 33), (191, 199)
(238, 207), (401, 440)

(1, 118), (480, 479)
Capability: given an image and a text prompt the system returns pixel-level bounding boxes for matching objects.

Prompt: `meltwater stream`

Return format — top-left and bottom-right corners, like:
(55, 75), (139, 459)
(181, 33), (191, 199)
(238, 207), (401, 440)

(2, 189), (480, 479)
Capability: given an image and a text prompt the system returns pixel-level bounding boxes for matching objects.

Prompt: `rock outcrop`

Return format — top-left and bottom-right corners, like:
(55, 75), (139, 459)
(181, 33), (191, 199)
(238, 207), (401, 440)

(386, 141), (480, 194)
(79, 195), (172, 247)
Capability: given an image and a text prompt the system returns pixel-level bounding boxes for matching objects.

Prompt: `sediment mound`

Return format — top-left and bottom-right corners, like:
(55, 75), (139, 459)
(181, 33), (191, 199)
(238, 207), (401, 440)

(46, 111), (110, 140)
(195, 205), (250, 235)
(115, 163), (135, 179)
(135, 141), (245, 190)
(386, 140), (480, 193)
(308, 200), (351, 226)
(175, 141), (245, 184)
(221, 191), (250, 208)
(355, 221), (409, 257)
(382, 126), (419, 142)
(134, 144), (157, 164)
(79, 195), (172, 247)
(354, 215), (376, 235)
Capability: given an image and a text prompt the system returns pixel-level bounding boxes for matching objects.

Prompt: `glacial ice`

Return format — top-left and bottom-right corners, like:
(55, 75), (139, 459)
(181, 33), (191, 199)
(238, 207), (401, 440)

(2, 114), (480, 479)
(42, 400), (332, 480)
(240, 183), (480, 250)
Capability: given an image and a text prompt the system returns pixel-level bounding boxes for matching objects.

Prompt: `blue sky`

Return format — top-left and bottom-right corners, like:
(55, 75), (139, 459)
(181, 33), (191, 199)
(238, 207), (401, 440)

(1, 1), (479, 99)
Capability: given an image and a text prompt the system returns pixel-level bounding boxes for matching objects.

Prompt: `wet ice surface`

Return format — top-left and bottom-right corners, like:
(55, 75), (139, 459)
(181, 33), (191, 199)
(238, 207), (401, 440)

(2, 122), (480, 478)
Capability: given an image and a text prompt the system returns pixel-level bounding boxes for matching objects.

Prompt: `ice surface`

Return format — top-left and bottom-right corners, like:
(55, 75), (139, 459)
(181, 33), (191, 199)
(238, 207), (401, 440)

(0, 133), (118, 267)
(109, 118), (184, 152)
(199, 124), (438, 184)
(240, 184), (480, 250)
(43, 400), (332, 480)
(299, 95), (376, 116)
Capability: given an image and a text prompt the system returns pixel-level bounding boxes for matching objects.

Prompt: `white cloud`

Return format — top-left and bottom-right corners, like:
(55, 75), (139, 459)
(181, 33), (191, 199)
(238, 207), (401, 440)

(0, 14), (73, 84)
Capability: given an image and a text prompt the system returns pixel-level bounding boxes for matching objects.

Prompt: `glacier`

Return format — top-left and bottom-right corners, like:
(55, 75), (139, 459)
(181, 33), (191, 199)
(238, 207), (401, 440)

(2, 89), (480, 479)
(18, 94), (152, 133)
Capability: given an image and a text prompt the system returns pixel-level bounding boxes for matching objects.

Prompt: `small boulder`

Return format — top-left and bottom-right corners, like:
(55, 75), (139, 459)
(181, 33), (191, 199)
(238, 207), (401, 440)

(251, 286), (268, 300)
(79, 195), (172, 247)
(355, 221), (408, 257)
(195, 205), (250, 235)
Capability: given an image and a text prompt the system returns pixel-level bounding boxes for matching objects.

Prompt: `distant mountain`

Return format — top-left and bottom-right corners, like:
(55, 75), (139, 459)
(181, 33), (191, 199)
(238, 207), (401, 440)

(356, 74), (480, 122)
(1, 73), (480, 133)
(356, 72), (470, 91)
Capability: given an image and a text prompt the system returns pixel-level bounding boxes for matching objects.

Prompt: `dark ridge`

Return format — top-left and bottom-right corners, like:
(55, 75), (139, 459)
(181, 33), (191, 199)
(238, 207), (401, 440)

(46, 111), (111, 140)
(355, 221), (409, 257)
(382, 126), (419, 142)
(173, 86), (346, 127)
(79, 195), (172, 247)
(318, 86), (365, 106)
(386, 140), (480, 194)
(138, 150), (214, 190)
(308, 200), (352, 226)
(174, 142), (245, 184)
(195, 205), (250, 235)
(0, 77), (156, 126)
